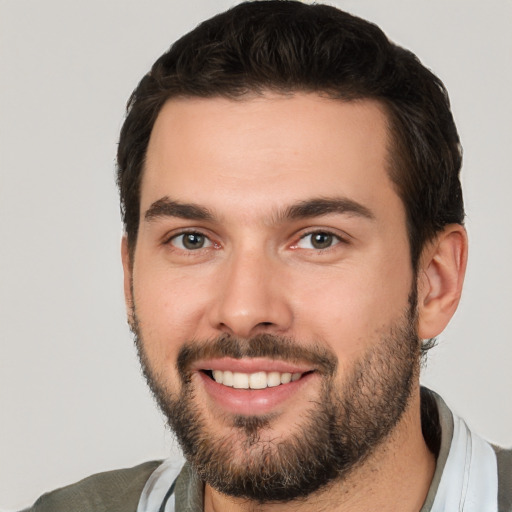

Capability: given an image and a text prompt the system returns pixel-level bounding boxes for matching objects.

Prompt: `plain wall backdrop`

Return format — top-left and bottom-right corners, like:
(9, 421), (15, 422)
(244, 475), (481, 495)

(1, 0), (511, 509)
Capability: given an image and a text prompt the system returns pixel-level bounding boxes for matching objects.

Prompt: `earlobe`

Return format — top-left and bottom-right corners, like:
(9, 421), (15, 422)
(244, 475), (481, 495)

(121, 236), (134, 325)
(417, 225), (468, 339)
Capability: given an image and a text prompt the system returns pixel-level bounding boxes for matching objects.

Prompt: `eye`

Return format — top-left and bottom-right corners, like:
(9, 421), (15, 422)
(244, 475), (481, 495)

(296, 231), (342, 250)
(170, 232), (213, 250)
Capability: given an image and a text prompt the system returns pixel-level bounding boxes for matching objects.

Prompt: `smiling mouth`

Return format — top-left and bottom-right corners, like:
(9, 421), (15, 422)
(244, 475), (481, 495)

(202, 370), (314, 390)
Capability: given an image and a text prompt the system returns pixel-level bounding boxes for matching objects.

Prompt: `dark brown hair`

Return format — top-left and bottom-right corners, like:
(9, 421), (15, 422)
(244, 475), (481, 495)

(117, 0), (464, 267)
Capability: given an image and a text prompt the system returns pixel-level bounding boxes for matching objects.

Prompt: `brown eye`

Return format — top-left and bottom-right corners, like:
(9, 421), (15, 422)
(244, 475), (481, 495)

(296, 231), (340, 250)
(311, 233), (333, 249)
(170, 232), (212, 250)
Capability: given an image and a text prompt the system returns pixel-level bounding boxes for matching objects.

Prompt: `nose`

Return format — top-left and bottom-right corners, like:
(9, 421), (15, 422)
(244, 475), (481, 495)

(208, 249), (293, 338)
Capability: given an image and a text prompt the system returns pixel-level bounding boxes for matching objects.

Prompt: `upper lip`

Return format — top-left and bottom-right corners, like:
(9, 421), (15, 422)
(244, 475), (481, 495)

(190, 357), (315, 374)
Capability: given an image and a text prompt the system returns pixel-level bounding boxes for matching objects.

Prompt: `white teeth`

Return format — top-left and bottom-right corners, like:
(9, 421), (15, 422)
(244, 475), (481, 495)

(222, 371), (234, 387)
(233, 372), (249, 389)
(280, 372), (292, 384)
(267, 371), (281, 388)
(249, 371), (267, 389)
(210, 369), (305, 389)
(212, 370), (223, 384)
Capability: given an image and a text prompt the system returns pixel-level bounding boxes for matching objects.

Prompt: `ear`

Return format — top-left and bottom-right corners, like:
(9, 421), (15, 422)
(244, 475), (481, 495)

(121, 235), (134, 325)
(417, 224), (468, 339)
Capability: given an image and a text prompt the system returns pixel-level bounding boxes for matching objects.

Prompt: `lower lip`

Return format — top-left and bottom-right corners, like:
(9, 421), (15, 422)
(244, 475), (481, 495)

(198, 371), (317, 416)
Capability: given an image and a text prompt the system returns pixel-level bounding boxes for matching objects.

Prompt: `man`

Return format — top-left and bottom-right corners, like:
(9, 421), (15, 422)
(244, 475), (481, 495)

(25, 1), (511, 511)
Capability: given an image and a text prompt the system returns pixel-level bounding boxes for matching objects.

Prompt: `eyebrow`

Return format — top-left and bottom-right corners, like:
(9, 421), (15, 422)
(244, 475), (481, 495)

(280, 197), (375, 222)
(145, 197), (214, 222)
(144, 196), (375, 223)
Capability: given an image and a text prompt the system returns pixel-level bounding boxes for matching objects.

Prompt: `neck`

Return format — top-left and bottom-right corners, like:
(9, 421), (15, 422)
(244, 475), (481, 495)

(204, 385), (435, 512)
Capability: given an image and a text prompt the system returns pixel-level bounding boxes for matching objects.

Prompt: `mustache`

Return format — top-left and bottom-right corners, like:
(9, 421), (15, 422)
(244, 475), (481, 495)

(177, 333), (337, 376)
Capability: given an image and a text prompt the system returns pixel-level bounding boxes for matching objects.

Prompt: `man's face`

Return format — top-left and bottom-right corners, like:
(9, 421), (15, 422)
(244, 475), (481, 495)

(125, 93), (420, 500)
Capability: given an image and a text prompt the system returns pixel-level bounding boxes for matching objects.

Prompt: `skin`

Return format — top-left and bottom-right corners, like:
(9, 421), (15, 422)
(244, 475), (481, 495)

(122, 93), (468, 511)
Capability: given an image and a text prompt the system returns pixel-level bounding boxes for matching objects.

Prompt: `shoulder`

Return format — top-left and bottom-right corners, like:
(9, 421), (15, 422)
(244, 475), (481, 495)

(493, 445), (512, 511)
(23, 460), (163, 512)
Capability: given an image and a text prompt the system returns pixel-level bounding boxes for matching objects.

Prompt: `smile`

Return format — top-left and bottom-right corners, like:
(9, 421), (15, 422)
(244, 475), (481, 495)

(196, 361), (318, 415)
(207, 370), (304, 389)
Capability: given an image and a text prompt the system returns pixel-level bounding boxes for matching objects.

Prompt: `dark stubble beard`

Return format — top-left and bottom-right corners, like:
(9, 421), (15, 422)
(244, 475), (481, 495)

(132, 293), (420, 504)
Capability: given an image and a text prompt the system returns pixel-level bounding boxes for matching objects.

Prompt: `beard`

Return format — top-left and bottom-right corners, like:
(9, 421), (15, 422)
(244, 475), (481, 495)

(131, 294), (420, 504)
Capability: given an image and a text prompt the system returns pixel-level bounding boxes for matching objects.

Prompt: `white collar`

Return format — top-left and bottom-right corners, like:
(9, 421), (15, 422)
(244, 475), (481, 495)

(430, 410), (498, 512)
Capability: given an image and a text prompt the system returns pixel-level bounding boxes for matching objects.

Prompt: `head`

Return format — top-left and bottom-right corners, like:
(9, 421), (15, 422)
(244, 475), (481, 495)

(117, 0), (464, 270)
(117, 0), (467, 504)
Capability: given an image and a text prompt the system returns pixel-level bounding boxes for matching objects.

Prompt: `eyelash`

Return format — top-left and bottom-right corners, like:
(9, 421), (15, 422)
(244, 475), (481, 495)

(164, 230), (217, 251)
(293, 230), (349, 251)
(163, 228), (348, 253)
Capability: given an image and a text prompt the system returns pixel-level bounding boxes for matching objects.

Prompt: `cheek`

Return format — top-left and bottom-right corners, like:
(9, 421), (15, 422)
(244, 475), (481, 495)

(291, 256), (413, 358)
(132, 264), (213, 370)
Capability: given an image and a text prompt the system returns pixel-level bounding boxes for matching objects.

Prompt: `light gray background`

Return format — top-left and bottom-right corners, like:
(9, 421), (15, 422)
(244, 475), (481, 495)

(1, 0), (511, 509)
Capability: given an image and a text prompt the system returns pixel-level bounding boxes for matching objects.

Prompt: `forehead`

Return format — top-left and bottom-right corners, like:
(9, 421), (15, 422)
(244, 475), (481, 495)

(142, 93), (400, 221)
